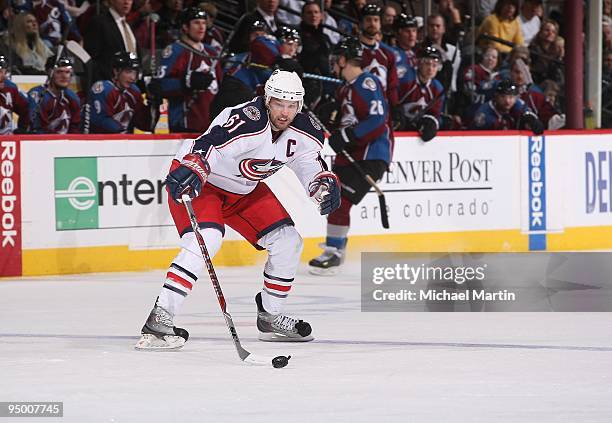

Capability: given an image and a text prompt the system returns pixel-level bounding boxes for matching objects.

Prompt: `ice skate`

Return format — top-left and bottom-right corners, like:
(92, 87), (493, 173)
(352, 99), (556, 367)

(255, 293), (313, 342)
(308, 244), (344, 276)
(135, 304), (189, 350)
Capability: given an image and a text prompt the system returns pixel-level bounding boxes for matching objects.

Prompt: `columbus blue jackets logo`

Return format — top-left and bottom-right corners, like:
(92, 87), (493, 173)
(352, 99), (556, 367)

(243, 105), (261, 121)
(238, 158), (285, 181)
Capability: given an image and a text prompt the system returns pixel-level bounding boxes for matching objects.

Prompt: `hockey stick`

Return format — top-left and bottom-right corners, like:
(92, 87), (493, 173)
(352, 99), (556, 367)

(181, 194), (291, 368)
(304, 107), (390, 229)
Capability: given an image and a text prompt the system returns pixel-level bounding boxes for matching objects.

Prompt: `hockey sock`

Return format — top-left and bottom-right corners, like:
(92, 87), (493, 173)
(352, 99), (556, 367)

(327, 196), (351, 226)
(326, 223), (349, 250)
(157, 229), (223, 316)
(257, 226), (303, 314)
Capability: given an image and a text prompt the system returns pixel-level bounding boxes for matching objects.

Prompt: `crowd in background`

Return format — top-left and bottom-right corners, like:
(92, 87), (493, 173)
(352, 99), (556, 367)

(0, 0), (605, 134)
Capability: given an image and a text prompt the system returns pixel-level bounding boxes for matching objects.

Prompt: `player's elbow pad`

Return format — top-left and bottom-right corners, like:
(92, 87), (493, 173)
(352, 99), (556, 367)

(418, 114), (439, 142)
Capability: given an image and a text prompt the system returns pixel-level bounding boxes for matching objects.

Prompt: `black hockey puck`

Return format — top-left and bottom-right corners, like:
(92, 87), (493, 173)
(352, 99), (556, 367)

(272, 355), (291, 368)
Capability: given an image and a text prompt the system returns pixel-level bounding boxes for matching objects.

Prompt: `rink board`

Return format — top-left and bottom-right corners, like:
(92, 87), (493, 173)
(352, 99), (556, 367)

(1, 131), (612, 277)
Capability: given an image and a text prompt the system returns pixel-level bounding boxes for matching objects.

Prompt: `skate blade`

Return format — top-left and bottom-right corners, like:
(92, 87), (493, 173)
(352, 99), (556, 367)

(308, 265), (340, 276)
(134, 334), (186, 350)
(258, 332), (314, 342)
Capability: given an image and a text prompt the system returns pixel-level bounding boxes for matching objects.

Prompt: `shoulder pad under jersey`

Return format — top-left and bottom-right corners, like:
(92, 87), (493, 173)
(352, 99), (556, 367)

(289, 112), (325, 145)
(223, 96), (269, 136)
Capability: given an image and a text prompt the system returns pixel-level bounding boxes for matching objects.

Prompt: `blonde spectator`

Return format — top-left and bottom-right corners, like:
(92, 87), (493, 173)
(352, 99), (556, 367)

(8, 13), (52, 74)
(529, 19), (564, 85)
(478, 0), (524, 54)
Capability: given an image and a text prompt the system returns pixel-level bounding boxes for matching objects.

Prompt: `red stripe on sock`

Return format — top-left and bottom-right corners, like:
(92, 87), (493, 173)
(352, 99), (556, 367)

(167, 272), (193, 290)
(264, 281), (292, 292)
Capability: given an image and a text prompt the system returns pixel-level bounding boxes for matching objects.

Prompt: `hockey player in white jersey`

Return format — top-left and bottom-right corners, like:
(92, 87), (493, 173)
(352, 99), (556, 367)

(136, 70), (341, 350)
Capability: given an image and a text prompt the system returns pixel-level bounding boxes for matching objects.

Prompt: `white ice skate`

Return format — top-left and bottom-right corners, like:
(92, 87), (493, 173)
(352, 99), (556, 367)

(135, 304), (189, 350)
(256, 293), (313, 342)
(308, 244), (344, 276)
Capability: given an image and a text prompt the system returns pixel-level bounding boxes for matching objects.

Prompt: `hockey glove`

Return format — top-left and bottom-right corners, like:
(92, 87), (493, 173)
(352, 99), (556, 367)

(548, 113), (566, 130)
(184, 72), (214, 91)
(520, 111), (544, 135)
(417, 114), (439, 142)
(166, 153), (211, 202)
(391, 106), (406, 131)
(328, 127), (358, 154)
(308, 171), (341, 215)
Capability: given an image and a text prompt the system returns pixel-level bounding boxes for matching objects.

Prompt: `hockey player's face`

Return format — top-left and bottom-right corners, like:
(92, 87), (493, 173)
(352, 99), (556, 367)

(52, 67), (72, 88)
(496, 94), (517, 113)
(186, 19), (207, 42)
(117, 69), (137, 88)
(418, 58), (439, 81)
(361, 15), (380, 38)
(0, 69), (6, 84)
(330, 55), (345, 78)
(268, 98), (299, 131)
(398, 27), (417, 48)
(280, 41), (299, 58)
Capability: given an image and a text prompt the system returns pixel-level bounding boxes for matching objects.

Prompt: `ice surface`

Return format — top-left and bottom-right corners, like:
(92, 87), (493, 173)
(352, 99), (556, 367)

(2, 264), (612, 422)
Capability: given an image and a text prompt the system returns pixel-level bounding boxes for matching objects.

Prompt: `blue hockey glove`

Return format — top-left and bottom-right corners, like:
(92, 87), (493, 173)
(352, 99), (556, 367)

(309, 171), (341, 215)
(166, 153), (210, 203)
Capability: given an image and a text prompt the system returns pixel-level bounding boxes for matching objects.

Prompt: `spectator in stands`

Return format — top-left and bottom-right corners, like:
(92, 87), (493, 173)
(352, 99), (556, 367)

(541, 79), (561, 111)
(529, 19), (564, 87)
(298, 1), (330, 107)
(603, 48), (612, 127)
(461, 46), (501, 122)
(381, 4), (397, 45)
(436, 0), (463, 45)
(424, 14), (460, 94)
(276, 0), (304, 26)
(84, 51), (157, 133)
(6, 12), (52, 75)
(518, 0), (542, 46)
(298, 1), (331, 76)
(27, 56), (81, 134)
(322, 0), (340, 45)
(471, 79), (543, 134)
(478, 0), (524, 55)
(498, 44), (530, 78)
(604, 21), (612, 51)
(509, 57), (564, 129)
(229, 0), (282, 53)
(476, 0), (496, 24)
(605, 0), (612, 27)
(0, 1), (14, 33)
(200, 2), (225, 53)
(84, 0), (139, 83)
(0, 55), (29, 134)
(396, 46), (445, 141)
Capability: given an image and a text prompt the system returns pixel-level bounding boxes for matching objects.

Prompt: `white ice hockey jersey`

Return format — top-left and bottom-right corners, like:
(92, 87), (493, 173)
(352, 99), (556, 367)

(174, 96), (327, 195)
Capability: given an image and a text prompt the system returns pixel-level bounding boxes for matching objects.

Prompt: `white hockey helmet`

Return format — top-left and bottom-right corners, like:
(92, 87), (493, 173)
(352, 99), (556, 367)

(264, 69), (304, 112)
